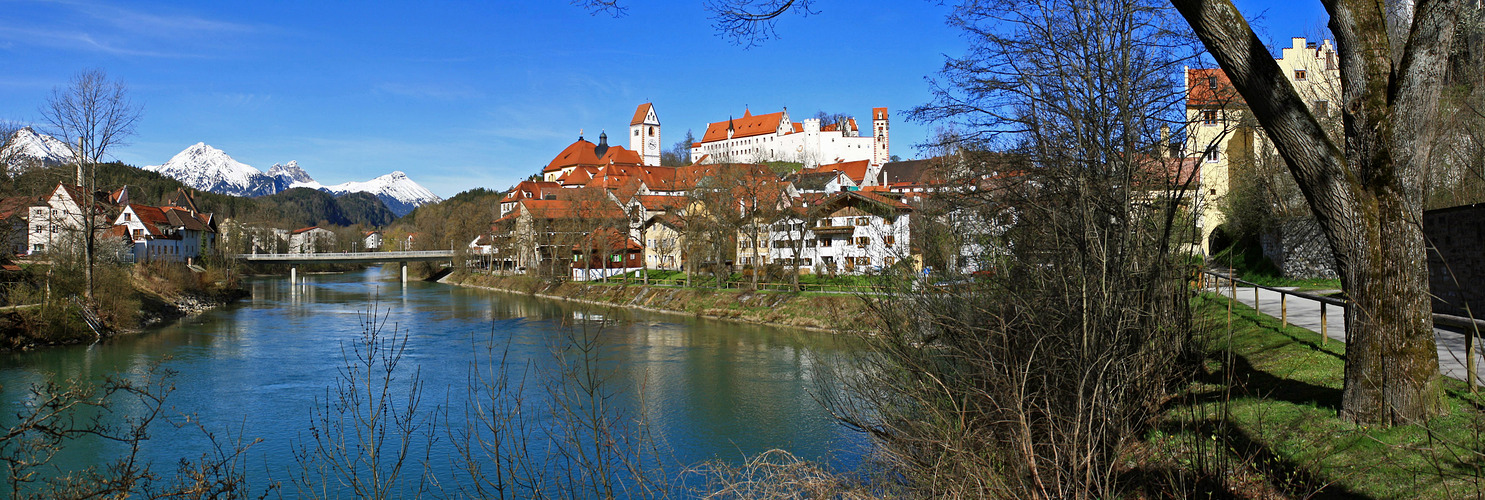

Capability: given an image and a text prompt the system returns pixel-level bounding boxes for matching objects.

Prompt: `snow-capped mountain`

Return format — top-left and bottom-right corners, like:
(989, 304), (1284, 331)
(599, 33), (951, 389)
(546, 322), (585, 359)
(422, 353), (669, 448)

(267, 161), (315, 185)
(2, 127), (76, 173)
(146, 143), (439, 216)
(144, 143), (280, 197)
(310, 171), (441, 216)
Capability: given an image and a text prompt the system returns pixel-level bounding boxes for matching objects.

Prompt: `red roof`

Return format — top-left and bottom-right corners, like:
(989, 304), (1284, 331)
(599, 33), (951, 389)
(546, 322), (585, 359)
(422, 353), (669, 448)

(1187, 68), (1244, 107)
(633, 195), (686, 211)
(503, 180), (565, 202)
(698, 110), (787, 143)
(872, 107), (888, 120)
(630, 103), (655, 126)
(804, 160), (871, 184)
(291, 226), (323, 235)
(545, 139), (602, 173)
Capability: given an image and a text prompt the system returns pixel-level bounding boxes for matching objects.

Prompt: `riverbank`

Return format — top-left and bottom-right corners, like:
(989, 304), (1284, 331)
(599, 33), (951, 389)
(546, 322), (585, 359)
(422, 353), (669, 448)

(0, 262), (248, 351)
(443, 271), (871, 333)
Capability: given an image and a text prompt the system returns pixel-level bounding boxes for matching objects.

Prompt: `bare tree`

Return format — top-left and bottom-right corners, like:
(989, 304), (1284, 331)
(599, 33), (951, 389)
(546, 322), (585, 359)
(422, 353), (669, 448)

(40, 69), (141, 303)
(1170, 0), (1466, 425)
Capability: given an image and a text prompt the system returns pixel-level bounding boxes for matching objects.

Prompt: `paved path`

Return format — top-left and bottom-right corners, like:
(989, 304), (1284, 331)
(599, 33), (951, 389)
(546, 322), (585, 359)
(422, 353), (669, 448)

(1213, 285), (1484, 386)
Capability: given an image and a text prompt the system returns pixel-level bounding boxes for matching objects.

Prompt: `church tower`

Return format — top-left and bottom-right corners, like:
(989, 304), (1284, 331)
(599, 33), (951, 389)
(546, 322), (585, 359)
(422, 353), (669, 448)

(630, 103), (661, 166)
(871, 107), (890, 165)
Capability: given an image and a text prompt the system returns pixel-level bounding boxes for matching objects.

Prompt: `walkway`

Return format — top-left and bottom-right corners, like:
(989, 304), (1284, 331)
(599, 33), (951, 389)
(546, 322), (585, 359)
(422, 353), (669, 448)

(1214, 285), (1485, 386)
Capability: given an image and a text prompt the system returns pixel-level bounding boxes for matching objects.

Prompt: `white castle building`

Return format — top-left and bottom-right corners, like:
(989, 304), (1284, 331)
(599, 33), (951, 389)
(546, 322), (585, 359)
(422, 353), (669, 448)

(690, 107), (889, 168)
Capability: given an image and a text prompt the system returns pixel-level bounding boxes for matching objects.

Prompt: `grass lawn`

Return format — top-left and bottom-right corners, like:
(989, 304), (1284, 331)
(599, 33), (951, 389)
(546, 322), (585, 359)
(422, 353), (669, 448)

(1137, 293), (1485, 499)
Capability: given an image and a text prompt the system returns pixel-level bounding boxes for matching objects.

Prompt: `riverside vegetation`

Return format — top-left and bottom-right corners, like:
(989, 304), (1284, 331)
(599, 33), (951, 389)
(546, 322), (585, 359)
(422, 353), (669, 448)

(0, 256), (246, 350)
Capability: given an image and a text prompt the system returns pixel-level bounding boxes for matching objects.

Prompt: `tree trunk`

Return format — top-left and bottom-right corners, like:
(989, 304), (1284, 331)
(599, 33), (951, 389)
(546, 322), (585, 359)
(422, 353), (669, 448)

(1171, 0), (1458, 425)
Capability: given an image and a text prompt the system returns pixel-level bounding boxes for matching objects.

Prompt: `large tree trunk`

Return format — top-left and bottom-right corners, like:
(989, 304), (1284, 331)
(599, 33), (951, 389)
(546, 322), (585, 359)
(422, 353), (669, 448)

(1172, 0), (1459, 425)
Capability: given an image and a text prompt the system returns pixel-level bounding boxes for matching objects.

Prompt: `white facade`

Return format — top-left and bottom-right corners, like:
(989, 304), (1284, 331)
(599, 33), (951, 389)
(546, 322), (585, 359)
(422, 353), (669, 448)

(768, 195), (913, 275)
(113, 204), (216, 264)
(690, 108), (888, 168)
(289, 227), (336, 254)
(630, 103), (662, 167)
(26, 184), (89, 255)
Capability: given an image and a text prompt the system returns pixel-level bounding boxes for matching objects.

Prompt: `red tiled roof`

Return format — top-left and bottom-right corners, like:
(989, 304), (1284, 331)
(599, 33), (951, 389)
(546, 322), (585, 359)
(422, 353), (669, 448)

(630, 103), (654, 126)
(503, 180), (565, 202)
(128, 204), (171, 237)
(545, 139), (602, 173)
(634, 195), (686, 211)
(1187, 68), (1244, 107)
(872, 107), (888, 120)
(698, 110), (787, 143)
(291, 226), (323, 235)
(804, 160), (871, 184)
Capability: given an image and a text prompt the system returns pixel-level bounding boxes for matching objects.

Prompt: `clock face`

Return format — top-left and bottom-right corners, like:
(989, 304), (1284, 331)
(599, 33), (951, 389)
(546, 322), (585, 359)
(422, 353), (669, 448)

(647, 138), (658, 151)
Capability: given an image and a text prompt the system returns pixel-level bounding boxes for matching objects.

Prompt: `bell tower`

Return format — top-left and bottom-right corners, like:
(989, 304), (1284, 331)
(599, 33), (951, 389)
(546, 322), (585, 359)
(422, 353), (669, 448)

(630, 103), (661, 166)
(872, 107), (890, 165)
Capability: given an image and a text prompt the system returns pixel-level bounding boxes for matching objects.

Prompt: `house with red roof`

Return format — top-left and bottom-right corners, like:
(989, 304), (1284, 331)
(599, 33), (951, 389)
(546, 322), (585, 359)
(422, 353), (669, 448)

(113, 202), (218, 263)
(767, 190), (914, 275)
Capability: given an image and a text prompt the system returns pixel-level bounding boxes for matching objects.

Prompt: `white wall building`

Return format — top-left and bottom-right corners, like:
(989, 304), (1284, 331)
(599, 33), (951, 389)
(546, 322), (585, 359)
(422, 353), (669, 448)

(690, 107), (889, 168)
(26, 184), (95, 255)
(768, 191), (913, 275)
(113, 204), (216, 264)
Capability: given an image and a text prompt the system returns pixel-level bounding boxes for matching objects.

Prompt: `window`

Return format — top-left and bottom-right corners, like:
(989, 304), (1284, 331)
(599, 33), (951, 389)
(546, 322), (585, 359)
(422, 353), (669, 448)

(1201, 109), (1218, 125)
(884, 235), (896, 246)
(1204, 145), (1219, 162)
(1207, 76), (1218, 89)
(123, 213), (131, 221)
(1314, 100), (1328, 116)
(856, 237), (869, 247)
(855, 217), (868, 226)
(1294, 69), (1307, 80)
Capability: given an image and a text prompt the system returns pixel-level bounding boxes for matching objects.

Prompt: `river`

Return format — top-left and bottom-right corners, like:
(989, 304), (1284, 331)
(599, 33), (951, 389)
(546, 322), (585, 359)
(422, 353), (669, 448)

(0, 266), (867, 496)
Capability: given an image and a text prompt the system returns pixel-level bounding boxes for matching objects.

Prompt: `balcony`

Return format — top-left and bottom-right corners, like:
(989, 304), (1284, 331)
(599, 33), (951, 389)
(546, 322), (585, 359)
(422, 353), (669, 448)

(812, 225), (854, 235)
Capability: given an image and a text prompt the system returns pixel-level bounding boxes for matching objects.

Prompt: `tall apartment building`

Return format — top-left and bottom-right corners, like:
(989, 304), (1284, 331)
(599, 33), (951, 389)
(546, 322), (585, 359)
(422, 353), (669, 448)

(1186, 37), (1339, 253)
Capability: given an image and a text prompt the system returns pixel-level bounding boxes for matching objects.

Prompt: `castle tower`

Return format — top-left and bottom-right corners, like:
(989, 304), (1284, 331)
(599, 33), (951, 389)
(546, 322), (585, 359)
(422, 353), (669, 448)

(872, 107), (890, 165)
(630, 103), (661, 166)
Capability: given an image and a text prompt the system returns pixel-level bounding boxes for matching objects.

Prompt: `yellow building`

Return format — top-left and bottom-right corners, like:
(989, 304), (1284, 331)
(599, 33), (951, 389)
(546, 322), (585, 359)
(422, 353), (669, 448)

(1186, 36), (1339, 254)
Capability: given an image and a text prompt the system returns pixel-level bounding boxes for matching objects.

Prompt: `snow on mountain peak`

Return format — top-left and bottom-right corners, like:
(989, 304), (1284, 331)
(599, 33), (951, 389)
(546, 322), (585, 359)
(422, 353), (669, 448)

(143, 143), (439, 216)
(321, 170), (441, 216)
(268, 160), (316, 184)
(3, 127), (77, 173)
(145, 143), (279, 197)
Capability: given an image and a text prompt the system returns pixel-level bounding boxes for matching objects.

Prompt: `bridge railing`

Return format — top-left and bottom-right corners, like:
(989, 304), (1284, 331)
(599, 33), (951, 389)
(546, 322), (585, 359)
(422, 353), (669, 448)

(232, 250), (455, 260)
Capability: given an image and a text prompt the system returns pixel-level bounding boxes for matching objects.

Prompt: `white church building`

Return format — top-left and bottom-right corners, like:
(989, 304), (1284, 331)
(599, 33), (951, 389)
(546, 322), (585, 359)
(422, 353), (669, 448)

(690, 107), (890, 168)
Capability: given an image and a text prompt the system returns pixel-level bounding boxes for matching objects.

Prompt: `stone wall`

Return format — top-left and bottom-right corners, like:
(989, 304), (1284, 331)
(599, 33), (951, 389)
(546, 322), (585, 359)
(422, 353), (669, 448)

(1425, 204), (1485, 318)
(1261, 217), (1338, 280)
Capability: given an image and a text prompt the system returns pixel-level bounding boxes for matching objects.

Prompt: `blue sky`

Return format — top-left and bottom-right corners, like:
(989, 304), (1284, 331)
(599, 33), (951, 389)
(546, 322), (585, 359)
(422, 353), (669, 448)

(0, 1), (1328, 198)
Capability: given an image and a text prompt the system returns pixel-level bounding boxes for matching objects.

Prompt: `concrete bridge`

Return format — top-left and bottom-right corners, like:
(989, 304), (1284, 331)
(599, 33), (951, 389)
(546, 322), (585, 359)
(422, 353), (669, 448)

(232, 250), (456, 282)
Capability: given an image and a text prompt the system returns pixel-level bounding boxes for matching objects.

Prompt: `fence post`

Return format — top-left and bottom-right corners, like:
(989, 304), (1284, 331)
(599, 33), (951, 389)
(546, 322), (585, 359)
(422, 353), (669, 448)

(1281, 293), (1288, 330)
(1254, 285), (1260, 312)
(1320, 302), (1328, 344)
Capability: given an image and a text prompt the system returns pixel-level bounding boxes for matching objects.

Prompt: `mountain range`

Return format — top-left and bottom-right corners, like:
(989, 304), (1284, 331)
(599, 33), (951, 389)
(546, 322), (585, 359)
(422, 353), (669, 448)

(3, 129), (441, 217)
(142, 143), (440, 216)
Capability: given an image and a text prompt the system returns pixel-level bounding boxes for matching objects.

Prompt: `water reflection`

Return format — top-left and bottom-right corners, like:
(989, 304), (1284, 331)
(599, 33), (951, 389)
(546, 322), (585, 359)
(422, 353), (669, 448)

(0, 266), (865, 493)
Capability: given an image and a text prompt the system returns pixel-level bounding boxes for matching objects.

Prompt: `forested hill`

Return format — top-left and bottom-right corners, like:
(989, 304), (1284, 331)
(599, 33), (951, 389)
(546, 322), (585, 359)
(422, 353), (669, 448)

(1, 163), (397, 228)
(384, 187), (504, 250)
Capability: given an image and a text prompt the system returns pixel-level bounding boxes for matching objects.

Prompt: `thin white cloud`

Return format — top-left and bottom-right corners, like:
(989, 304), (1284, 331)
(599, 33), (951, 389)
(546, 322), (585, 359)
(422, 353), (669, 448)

(374, 82), (485, 101)
(0, 0), (263, 58)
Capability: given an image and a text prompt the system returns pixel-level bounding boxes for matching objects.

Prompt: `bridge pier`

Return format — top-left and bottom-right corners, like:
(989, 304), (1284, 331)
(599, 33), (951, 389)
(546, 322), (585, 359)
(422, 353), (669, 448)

(401, 262), (408, 283)
(290, 266), (296, 285)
